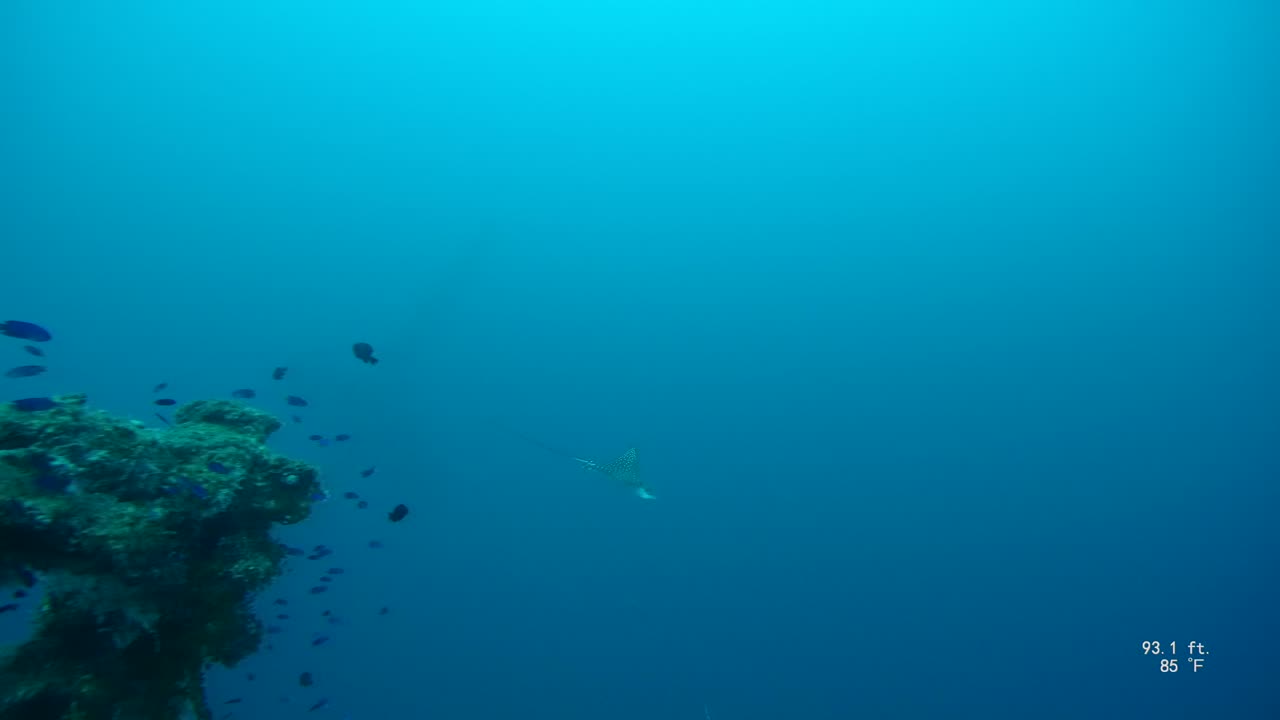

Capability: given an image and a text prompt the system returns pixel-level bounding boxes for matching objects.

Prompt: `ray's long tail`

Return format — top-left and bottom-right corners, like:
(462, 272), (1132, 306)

(489, 419), (579, 460)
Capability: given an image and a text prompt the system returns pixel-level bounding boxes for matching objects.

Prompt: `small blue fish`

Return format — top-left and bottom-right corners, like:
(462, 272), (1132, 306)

(286, 395), (308, 407)
(360, 466), (376, 478)
(308, 698), (329, 712)
(1, 321), (51, 342)
(326, 568), (344, 574)
(11, 397), (55, 411)
(334, 434), (351, 442)
(309, 491), (327, 502)
(231, 389), (256, 399)
(367, 540), (383, 549)
(188, 483), (209, 499)
(154, 413), (172, 426)
(273, 366), (288, 380)
(266, 625), (283, 634)
(291, 414), (303, 423)
(311, 634), (329, 646)
(5, 365), (46, 378)
(309, 586), (328, 594)
(284, 546), (305, 556)
(207, 462), (230, 474)
(152, 382), (168, 392)
(22, 345), (44, 357)
(154, 398), (177, 406)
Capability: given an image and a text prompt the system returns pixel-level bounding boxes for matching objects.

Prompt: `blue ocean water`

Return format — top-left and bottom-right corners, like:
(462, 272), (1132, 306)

(2, 1), (1277, 718)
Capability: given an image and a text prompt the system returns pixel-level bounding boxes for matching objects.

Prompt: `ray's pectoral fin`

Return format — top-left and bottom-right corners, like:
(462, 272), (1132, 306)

(599, 448), (656, 500)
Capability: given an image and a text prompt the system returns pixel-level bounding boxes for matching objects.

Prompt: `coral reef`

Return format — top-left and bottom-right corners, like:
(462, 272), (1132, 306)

(0, 395), (320, 719)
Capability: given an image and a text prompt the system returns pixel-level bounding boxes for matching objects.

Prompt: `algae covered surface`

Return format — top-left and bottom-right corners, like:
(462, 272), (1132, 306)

(0, 395), (320, 719)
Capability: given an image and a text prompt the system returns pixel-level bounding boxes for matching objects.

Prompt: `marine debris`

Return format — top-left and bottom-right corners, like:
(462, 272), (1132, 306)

(0, 394), (321, 720)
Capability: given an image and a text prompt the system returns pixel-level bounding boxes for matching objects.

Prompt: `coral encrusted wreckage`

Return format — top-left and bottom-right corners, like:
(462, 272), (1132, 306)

(0, 395), (320, 719)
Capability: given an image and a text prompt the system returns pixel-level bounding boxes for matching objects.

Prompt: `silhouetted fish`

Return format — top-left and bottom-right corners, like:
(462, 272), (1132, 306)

(12, 397), (54, 411)
(22, 345), (43, 357)
(231, 389), (256, 398)
(286, 395), (308, 407)
(1, 320), (51, 342)
(154, 398), (177, 406)
(5, 365), (46, 378)
(360, 466), (376, 478)
(299, 671), (314, 687)
(352, 342), (379, 365)
(334, 434), (351, 442)
(273, 366), (288, 380)
(153, 382), (168, 392)
(388, 504), (409, 522)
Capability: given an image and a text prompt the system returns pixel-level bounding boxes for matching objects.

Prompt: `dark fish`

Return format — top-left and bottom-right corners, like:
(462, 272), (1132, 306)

(352, 342), (379, 365)
(308, 699), (329, 712)
(5, 365), (46, 378)
(342, 491), (358, 499)
(334, 434), (351, 442)
(12, 397), (55, 411)
(309, 491), (327, 502)
(284, 546), (305, 556)
(285, 395), (308, 407)
(326, 568), (344, 574)
(308, 586), (328, 594)
(0, 604), (18, 613)
(311, 635), (329, 646)
(1, 321), (51, 342)
(224, 698), (242, 704)
(246, 673), (256, 681)
(368, 540), (383, 549)
(207, 462), (230, 474)
(308, 434), (324, 441)
(272, 366), (287, 380)
(306, 554), (323, 560)
(326, 615), (342, 625)
(13, 590), (26, 598)
(319, 577), (332, 583)
(315, 438), (330, 447)
(153, 382), (168, 392)
(378, 606), (389, 615)
(299, 671), (314, 687)
(231, 388), (256, 398)
(154, 398), (177, 406)
(154, 413), (172, 426)
(266, 625), (283, 634)
(360, 466), (376, 478)
(273, 598), (288, 606)
(356, 500), (368, 509)
(388, 503), (409, 522)
(313, 544), (328, 551)
(277, 613), (289, 620)
(22, 345), (44, 357)
(321, 609), (331, 616)
(188, 483), (209, 499)
(291, 414), (303, 423)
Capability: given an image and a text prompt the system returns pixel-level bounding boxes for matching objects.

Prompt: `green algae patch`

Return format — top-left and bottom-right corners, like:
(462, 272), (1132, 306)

(0, 395), (320, 720)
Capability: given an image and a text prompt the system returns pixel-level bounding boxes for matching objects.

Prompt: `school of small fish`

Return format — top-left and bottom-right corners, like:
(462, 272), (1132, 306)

(4, 323), (402, 716)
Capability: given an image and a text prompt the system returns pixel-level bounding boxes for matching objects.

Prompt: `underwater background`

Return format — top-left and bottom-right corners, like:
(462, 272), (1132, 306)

(2, 0), (1277, 718)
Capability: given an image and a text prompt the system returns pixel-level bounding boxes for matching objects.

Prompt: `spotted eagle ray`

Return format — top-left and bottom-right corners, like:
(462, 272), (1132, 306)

(494, 422), (657, 500)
